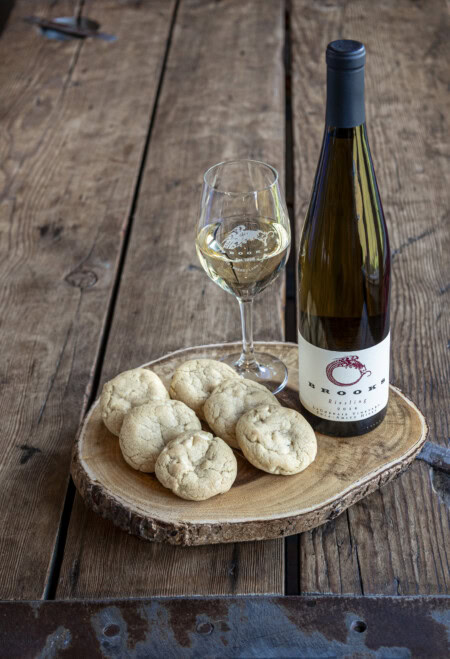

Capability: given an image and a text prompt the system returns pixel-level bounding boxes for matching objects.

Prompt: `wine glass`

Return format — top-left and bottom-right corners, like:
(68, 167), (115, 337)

(196, 159), (291, 393)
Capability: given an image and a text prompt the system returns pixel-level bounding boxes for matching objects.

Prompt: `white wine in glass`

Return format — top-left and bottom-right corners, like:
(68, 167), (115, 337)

(196, 160), (291, 393)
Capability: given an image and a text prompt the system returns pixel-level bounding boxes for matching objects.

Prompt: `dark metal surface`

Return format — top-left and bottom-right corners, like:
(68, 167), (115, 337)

(24, 16), (116, 42)
(0, 595), (448, 658)
(417, 441), (450, 474)
(417, 441), (450, 509)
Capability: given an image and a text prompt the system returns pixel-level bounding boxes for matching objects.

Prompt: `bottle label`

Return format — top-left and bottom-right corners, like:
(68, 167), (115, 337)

(298, 332), (390, 422)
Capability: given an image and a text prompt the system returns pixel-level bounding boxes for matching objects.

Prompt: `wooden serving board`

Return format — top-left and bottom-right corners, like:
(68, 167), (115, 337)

(71, 342), (428, 546)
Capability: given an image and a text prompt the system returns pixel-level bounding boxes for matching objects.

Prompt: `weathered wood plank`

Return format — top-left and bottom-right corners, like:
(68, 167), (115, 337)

(291, 0), (449, 594)
(0, 0), (175, 599)
(57, 0), (287, 598)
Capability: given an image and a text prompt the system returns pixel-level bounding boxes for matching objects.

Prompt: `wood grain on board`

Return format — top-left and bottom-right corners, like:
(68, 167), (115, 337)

(0, 0), (175, 599)
(72, 343), (427, 546)
(291, 0), (449, 594)
(56, 0), (287, 598)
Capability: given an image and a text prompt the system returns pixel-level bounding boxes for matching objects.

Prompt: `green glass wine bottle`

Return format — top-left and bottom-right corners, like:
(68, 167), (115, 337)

(297, 40), (391, 436)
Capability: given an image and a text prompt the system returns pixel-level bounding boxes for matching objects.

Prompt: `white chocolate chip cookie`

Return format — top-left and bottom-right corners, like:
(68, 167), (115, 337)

(203, 378), (280, 449)
(119, 400), (201, 473)
(155, 430), (237, 501)
(100, 368), (169, 436)
(236, 404), (317, 475)
(169, 359), (239, 419)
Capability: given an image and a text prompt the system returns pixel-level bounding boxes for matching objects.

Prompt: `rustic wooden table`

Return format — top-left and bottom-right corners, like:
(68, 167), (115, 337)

(0, 1), (448, 656)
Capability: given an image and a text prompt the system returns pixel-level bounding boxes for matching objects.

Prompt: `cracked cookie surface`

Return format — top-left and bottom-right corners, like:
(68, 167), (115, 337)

(119, 400), (201, 473)
(236, 404), (317, 475)
(100, 368), (169, 436)
(155, 430), (237, 501)
(204, 378), (280, 449)
(169, 359), (239, 419)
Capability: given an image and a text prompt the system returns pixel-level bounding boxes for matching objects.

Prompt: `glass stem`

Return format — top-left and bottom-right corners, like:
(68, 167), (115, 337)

(238, 298), (257, 368)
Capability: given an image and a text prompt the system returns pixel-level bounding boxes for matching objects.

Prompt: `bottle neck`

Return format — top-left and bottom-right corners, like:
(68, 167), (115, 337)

(326, 66), (365, 128)
(324, 124), (366, 142)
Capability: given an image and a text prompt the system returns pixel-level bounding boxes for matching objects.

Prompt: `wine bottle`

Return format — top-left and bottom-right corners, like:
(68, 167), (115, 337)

(297, 40), (391, 437)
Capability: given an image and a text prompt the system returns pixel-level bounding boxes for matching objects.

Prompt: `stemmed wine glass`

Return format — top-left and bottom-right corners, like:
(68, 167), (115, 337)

(196, 159), (291, 393)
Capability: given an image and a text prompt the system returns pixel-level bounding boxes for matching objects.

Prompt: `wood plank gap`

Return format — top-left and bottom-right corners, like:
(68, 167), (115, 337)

(42, 478), (76, 600)
(283, 0), (300, 597)
(346, 510), (364, 596)
(43, 0), (181, 600)
(0, 0), (14, 37)
(74, 0), (85, 22)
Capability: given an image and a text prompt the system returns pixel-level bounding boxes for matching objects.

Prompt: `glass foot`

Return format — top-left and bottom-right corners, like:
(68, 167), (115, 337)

(220, 352), (288, 394)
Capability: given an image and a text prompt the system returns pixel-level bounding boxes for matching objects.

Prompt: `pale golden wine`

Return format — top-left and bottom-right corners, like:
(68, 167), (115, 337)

(196, 217), (290, 299)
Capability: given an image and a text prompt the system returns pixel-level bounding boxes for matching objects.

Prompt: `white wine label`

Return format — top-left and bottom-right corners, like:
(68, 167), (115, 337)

(298, 332), (390, 422)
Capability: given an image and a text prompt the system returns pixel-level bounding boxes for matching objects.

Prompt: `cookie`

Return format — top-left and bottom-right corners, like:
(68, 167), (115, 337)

(155, 430), (237, 501)
(236, 404), (317, 475)
(119, 400), (201, 473)
(100, 368), (169, 436)
(169, 359), (239, 419)
(203, 378), (280, 449)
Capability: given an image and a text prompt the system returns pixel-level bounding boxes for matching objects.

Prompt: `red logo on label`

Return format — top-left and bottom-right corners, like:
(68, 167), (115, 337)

(326, 356), (372, 387)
